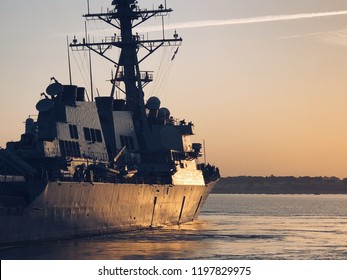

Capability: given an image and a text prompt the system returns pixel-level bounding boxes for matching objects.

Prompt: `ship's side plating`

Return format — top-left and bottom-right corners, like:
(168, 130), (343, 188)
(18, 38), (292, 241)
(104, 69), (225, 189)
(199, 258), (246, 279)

(0, 181), (216, 243)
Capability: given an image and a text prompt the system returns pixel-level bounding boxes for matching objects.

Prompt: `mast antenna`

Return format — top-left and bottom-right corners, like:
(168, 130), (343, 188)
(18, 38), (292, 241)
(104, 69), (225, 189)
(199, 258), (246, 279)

(67, 36), (73, 85)
(85, 21), (94, 101)
(161, 14), (165, 39)
(203, 139), (207, 164)
(87, 0), (90, 14)
(88, 47), (94, 101)
(70, 0), (183, 129)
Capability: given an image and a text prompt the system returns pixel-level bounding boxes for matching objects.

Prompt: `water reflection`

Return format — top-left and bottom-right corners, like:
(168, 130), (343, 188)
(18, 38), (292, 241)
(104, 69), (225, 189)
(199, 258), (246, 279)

(1, 194), (347, 260)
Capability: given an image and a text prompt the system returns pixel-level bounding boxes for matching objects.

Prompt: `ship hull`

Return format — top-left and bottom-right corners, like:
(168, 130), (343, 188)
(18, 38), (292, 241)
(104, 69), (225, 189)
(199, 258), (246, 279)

(0, 180), (216, 244)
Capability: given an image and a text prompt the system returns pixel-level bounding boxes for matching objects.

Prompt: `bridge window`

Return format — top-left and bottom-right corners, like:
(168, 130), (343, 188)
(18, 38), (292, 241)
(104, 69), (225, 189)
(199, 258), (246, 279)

(83, 127), (103, 143)
(120, 135), (135, 150)
(69, 124), (79, 139)
(95, 129), (102, 143)
(59, 140), (81, 158)
(90, 128), (96, 142)
(83, 127), (91, 141)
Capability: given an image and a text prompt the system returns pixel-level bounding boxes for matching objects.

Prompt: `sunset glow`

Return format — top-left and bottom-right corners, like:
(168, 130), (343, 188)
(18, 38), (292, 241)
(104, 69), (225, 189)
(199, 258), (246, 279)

(1, 0), (347, 177)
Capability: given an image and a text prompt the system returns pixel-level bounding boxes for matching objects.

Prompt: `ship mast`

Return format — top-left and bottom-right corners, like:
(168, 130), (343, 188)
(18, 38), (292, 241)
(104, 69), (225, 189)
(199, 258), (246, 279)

(70, 0), (182, 148)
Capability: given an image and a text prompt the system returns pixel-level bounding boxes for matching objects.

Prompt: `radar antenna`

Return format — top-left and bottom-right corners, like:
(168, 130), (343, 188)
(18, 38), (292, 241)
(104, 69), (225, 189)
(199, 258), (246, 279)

(70, 0), (182, 148)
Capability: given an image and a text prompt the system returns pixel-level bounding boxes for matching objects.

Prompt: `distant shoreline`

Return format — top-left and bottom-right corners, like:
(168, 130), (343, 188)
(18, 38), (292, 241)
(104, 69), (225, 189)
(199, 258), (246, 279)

(212, 176), (347, 194)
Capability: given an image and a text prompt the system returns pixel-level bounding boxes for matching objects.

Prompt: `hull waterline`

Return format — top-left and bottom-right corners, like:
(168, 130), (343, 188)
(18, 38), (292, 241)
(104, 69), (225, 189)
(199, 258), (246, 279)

(0, 180), (217, 244)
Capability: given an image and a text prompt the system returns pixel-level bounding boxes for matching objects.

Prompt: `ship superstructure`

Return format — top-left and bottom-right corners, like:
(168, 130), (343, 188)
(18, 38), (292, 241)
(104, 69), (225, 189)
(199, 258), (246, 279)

(0, 0), (219, 244)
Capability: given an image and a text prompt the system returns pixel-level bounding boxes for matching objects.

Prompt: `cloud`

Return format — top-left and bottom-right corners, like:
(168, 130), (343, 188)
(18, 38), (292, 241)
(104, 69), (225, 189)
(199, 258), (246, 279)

(318, 29), (347, 46)
(237, 27), (347, 47)
(136, 10), (347, 33)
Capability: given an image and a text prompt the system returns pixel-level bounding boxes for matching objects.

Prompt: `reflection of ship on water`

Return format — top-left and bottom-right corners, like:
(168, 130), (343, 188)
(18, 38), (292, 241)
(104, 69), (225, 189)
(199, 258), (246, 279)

(0, 0), (219, 244)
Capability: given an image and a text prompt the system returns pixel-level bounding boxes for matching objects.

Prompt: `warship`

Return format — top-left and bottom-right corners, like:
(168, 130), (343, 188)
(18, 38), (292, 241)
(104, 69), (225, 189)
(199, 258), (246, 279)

(0, 0), (219, 244)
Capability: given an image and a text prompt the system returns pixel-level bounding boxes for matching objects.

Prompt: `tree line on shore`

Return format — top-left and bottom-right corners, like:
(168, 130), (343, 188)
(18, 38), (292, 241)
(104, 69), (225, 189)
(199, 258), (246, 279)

(213, 176), (347, 194)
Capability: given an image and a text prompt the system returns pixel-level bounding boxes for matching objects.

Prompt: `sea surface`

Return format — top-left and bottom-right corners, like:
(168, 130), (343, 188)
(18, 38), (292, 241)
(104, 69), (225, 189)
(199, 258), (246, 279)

(1, 194), (347, 260)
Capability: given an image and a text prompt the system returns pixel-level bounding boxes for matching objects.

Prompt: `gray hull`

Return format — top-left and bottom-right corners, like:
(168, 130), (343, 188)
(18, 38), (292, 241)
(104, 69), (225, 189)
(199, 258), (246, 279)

(0, 181), (216, 244)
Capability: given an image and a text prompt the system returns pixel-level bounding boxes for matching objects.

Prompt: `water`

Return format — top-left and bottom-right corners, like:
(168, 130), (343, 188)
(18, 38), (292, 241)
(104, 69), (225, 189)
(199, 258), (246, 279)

(1, 194), (347, 260)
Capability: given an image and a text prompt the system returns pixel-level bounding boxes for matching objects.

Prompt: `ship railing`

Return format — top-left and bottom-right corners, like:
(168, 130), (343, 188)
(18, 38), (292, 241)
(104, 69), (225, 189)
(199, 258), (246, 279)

(198, 163), (220, 184)
(91, 175), (172, 185)
(140, 71), (153, 82)
(40, 146), (108, 161)
(0, 175), (26, 183)
(50, 174), (172, 185)
(104, 34), (146, 44)
(79, 150), (109, 162)
(114, 71), (153, 82)
(164, 118), (194, 127)
(105, 35), (122, 43)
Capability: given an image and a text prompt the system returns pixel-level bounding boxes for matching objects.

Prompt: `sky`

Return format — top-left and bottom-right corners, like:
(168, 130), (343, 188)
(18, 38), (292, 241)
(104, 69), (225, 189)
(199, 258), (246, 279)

(2, 0), (347, 177)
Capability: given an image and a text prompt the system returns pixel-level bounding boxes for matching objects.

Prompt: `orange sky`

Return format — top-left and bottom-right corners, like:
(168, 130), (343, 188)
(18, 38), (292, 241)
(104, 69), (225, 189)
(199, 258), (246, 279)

(2, 0), (347, 177)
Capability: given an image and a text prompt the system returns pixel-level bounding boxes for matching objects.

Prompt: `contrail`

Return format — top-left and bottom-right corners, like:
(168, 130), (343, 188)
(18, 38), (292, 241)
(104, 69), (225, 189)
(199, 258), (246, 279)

(137, 10), (347, 32)
(67, 10), (347, 37)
